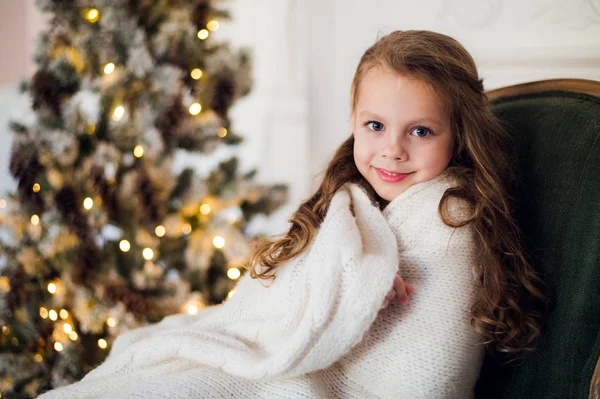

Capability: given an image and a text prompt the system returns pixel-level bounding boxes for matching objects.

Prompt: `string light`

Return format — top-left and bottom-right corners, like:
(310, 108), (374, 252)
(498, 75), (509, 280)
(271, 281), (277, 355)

(227, 289), (236, 300)
(63, 323), (73, 334)
(83, 197), (94, 210)
(69, 331), (78, 341)
(33, 183), (41, 192)
(47, 282), (57, 294)
(227, 268), (241, 280)
(104, 62), (115, 75)
(85, 8), (100, 23)
(181, 223), (192, 235)
(85, 124), (96, 135)
(49, 309), (58, 321)
(60, 309), (69, 320)
(11, 337), (19, 345)
(197, 29), (209, 40)
(207, 20), (220, 31)
(34, 353), (43, 362)
(187, 305), (198, 315)
(39, 307), (48, 319)
(31, 214), (40, 225)
(218, 127), (228, 138)
(112, 105), (125, 121)
(1, 326), (8, 335)
(190, 68), (203, 80)
(54, 342), (63, 352)
(188, 103), (202, 115)
(0, 199), (6, 208)
(155, 225), (166, 237)
(98, 339), (108, 349)
(213, 236), (225, 249)
(107, 318), (116, 327)
(133, 145), (144, 158)
(199, 204), (211, 215)
(119, 240), (131, 252)
(142, 248), (154, 260)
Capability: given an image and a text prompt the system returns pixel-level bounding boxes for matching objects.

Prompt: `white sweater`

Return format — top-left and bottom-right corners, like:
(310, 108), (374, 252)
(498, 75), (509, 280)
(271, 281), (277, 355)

(38, 172), (484, 398)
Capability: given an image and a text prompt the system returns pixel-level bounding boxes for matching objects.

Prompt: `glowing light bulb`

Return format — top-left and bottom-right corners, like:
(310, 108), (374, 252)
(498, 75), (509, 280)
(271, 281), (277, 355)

(33, 183), (40, 192)
(47, 282), (57, 294)
(112, 105), (125, 121)
(218, 128), (228, 138)
(107, 318), (116, 327)
(54, 342), (63, 351)
(59, 309), (68, 319)
(39, 307), (48, 319)
(188, 103), (202, 115)
(142, 248), (154, 260)
(190, 68), (203, 80)
(133, 145), (144, 158)
(98, 339), (108, 349)
(85, 8), (100, 23)
(31, 214), (40, 225)
(197, 29), (209, 40)
(181, 223), (192, 235)
(69, 331), (78, 341)
(49, 309), (58, 321)
(83, 197), (94, 210)
(199, 203), (211, 215)
(207, 20), (220, 31)
(104, 62), (115, 75)
(34, 353), (43, 362)
(227, 289), (236, 300)
(213, 236), (225, 249)
(187, 305), (198, 315)
(227, 268), (241, 280)
(155, 225), (166, 237)
(63, 323), (73, 334)
(119, 240), (131, 252)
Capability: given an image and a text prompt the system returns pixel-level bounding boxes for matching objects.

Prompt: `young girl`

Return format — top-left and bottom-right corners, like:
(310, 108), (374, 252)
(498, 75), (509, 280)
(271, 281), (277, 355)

(39, 30), (546, 398)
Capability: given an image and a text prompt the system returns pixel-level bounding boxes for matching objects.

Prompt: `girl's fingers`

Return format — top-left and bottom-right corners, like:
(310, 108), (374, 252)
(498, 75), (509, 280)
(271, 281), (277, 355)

(405, 282), (415, 296)
(393, 276), (409, 306)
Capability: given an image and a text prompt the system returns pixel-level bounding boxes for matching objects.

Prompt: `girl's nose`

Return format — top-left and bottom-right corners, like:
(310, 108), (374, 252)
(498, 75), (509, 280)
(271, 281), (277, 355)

(381, 140), (408, 161)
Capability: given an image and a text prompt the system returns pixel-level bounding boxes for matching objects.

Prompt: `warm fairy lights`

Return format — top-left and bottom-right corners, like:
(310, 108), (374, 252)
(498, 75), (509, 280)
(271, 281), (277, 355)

(197, 29), (209, 40)
(33, 183), (41, 192)
(190, 68), (203, 80)
(218, 127), (228, 138)
(47, 282), (57, 294)
(107, 318), (116, 327)
(155, 225), (166, 237)
(112, 105), (125, 121)
(104, 62), (115, 75)
(63, 323), (73, 334)
(31, 214), (40, 225)
(187, 305), (198, 315)
(227, 289), (236, 300)
(34, 353), (43, 362)
(213, 236), (225, 249)
(207, 20), (220, 31)
(98, 339), (108, 349)
(59, 309), (69, 319)
(69, 331), (78, 341)
(189, 102), (202, 115)
(49, 309), (58, 321)
(85, 8), (100, 23)
(199, 203), (211, 215)
(181, 223), (192, 235)
(227, 268), (241, 280)
(142, 248), (154, 260)
(119, 240), (131, 252)
(133, 145), (144, 158)
(54, 342), (63, 352)
(39, 307), (48, 319)
(83, 197), (94, 210)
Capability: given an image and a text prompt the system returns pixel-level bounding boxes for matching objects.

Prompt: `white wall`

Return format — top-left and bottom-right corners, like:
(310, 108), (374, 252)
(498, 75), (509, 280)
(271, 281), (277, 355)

(1, 0), (599, 231)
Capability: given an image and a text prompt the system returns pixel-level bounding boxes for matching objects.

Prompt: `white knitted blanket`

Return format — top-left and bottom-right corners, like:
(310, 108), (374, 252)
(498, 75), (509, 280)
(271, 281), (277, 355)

(39, 172), (484, 398)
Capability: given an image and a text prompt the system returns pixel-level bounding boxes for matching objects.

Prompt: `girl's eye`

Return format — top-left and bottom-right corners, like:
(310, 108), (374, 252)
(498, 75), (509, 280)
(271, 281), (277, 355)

(410, 126), (432, 138)
(366, 121), (384, 131)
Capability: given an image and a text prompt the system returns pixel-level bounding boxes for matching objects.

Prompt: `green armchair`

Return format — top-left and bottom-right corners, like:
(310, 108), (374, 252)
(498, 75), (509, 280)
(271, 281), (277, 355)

(475, 79), (600, 398)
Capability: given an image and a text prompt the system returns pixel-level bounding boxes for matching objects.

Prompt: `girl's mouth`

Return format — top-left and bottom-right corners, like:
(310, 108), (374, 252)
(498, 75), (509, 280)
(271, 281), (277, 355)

(374, 168), (413, 183)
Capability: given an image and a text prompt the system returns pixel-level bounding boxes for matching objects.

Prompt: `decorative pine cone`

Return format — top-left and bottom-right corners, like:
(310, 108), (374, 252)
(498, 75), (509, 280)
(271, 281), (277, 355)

(136, 166), (161, 227)
(155, 95), (185, 151)
(31, 70), (62, 116)
(90, 165), (120, 219)
(72, 236), (101, 285)
(211, 72), (236, 119)
(9, 145), (45, 212)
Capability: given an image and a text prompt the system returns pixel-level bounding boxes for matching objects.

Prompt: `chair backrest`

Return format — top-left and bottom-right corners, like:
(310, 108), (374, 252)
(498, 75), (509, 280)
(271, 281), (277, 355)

(475, 79), (600, 398)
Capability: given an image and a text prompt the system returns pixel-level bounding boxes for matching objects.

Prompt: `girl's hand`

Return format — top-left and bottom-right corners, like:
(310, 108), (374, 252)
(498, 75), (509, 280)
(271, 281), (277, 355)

(381, 275), (415, 309)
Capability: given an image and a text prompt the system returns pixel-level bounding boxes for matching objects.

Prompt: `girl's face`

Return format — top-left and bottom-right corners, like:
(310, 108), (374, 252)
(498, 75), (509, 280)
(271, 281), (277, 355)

(353, 68), (453, 202)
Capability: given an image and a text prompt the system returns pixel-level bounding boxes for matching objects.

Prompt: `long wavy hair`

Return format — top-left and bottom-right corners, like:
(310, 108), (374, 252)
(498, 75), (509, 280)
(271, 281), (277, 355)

(244, 30), (548, 359)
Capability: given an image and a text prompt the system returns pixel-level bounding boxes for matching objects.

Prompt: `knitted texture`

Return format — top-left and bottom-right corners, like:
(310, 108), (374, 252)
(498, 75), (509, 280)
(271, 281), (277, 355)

(38, 172), (483, 398)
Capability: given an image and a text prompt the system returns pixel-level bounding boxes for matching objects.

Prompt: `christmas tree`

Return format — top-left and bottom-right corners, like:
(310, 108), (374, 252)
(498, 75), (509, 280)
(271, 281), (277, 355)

(0, 1), (287, 397)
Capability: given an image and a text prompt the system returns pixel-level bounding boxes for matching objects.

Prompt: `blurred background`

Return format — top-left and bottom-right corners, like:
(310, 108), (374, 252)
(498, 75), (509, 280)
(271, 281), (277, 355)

(0, 0), (598, 397)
